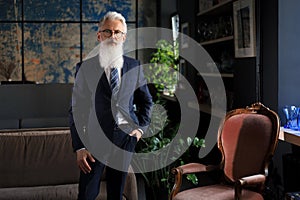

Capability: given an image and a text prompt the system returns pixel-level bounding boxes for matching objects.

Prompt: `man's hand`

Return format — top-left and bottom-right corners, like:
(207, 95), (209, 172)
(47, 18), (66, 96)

(76, 149), (95, 174)
(129, 129), (142, 141)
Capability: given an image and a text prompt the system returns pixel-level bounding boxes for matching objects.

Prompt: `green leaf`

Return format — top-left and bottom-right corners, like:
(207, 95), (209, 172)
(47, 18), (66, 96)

(187, 137), (193, 146)
(186, 174), (198, 185)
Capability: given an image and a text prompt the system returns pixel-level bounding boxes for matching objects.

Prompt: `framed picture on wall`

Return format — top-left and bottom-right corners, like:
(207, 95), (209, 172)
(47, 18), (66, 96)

(181, 22), (189, 49)
(233, 0), (256, 58)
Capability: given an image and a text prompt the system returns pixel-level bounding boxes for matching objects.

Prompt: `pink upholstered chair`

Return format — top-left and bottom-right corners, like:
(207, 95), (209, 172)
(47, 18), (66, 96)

(169, 103), (280, 200)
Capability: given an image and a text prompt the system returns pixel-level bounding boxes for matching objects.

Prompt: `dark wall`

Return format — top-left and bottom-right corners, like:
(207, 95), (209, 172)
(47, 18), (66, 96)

(157, 0), (177, 28)
(233, 58), (257, 108)
(177, 0), (199, 90)
(177, 0), (196, 37)
(260, 0), (279, 112)
(0, 84), (72, 129)
(278, 0), (300, 116)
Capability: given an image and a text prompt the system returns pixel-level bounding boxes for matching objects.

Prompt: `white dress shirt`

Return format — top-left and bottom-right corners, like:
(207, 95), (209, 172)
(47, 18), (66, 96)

(105, 67), (128, 125)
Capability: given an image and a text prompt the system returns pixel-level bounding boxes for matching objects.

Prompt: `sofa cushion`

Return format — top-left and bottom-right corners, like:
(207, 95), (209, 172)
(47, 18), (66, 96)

(0, 184), (78, 200)
(0, 128), (79, 188)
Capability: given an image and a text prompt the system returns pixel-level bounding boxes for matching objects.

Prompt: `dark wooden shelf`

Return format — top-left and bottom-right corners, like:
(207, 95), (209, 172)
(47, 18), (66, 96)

(187, 101), (226, 118)
(200, 35), (234, 46)
(197, 0), (233, 16)
(198, 72), (234, 78)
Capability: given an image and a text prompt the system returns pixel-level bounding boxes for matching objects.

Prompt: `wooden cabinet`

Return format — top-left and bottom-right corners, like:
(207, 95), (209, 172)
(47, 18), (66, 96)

(190, 0), (236, 117)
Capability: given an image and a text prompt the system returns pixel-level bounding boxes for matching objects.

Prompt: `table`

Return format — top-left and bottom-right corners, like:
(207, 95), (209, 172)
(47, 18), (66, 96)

(279, 127), (300, 146)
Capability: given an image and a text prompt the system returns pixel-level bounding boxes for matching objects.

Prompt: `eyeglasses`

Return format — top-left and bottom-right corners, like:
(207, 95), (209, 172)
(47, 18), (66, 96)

(99, 29), (125, 39)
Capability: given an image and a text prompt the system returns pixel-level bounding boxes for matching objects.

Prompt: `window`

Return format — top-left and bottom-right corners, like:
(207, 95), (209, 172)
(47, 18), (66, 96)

(0, 0), (138, 83)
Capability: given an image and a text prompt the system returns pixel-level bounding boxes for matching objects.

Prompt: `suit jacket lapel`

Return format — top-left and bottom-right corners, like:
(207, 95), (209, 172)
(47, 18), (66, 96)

(120, 57), (128, 92)
(121, 56), (128, 77)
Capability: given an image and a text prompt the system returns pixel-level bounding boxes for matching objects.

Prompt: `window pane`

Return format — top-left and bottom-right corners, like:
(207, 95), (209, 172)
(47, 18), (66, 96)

(0, 23), (22, 82)
(82, 0), (136, 22)
(24, 0), (80, 21)
(24, 23), (80, 83)
(82, 23), (99, 60)
(124, 23), (137, 59)
(0, 0), (22, 21)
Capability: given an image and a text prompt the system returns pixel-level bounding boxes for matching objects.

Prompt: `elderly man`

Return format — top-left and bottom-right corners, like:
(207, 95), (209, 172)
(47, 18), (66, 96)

(69, 11), (153, 200)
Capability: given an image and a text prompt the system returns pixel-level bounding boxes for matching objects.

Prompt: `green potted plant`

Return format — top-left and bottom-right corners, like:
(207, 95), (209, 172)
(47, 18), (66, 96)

(145, 39), (179, 97)
(133, 99), (205, 199)
(134, 39), (204, 199)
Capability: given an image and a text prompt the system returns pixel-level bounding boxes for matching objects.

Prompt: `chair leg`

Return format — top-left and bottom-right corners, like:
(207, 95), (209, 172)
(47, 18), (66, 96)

(235, 182), (242, 200)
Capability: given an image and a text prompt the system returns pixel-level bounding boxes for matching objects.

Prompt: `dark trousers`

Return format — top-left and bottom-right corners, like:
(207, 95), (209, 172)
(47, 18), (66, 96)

(77, 125), (137, 200)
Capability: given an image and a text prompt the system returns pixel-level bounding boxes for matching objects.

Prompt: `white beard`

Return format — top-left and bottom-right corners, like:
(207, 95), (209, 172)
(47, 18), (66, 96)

(98, 38), (124, 70)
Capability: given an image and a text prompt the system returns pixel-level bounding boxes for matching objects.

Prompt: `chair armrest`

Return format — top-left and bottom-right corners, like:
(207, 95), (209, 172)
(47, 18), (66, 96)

(173, 163), (220, 175)
(234, 174), (266, 199)
(240, 174), (266, 186)
(169, 163), (220, 200)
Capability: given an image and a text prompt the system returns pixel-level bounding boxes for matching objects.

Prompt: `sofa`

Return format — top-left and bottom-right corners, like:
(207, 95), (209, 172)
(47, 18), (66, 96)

(0, 127), (138, 200)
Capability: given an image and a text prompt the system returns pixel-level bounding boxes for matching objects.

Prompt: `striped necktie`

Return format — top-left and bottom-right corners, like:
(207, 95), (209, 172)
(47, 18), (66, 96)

(110, 67), (119, 97)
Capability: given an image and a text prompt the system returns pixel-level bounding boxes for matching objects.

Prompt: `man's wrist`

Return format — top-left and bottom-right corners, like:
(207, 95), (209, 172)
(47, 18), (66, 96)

(137, 128), (144, 135)
(76, 147), (86, 152)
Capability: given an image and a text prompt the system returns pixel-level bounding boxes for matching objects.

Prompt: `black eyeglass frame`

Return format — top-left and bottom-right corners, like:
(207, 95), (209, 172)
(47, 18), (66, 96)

(99, 29), (125, 38)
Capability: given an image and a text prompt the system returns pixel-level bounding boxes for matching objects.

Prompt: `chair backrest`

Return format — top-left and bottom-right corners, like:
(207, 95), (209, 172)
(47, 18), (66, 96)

(217, 103), (280, 182)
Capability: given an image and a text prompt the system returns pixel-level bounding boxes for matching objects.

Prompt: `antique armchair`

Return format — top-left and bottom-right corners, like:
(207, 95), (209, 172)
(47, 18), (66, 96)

(169, 103), (280, 200)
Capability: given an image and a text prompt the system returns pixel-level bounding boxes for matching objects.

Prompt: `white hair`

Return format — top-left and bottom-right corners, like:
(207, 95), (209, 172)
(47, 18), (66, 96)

(98, 11), (127, 33)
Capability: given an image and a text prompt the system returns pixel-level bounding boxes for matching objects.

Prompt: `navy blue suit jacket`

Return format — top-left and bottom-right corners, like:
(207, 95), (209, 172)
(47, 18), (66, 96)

(69, 55), (153, 151)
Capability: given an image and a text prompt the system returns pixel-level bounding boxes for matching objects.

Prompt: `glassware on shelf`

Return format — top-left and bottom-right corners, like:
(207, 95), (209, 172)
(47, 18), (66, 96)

(197, 16), (233, 43)
(282, 105), (300, 130)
